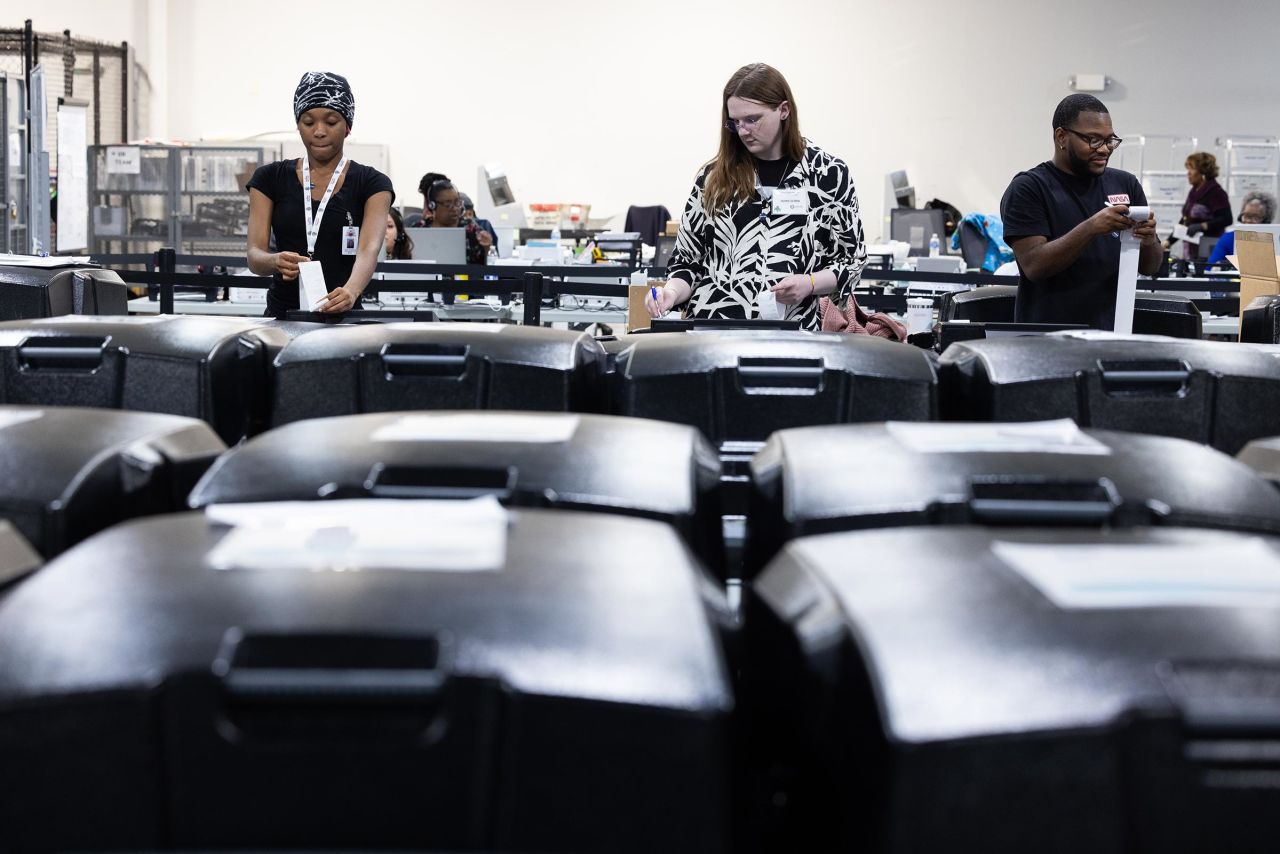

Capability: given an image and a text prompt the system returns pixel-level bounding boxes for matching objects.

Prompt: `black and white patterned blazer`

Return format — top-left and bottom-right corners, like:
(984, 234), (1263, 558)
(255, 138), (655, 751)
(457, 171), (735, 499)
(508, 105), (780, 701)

(666, 140), (868, 329)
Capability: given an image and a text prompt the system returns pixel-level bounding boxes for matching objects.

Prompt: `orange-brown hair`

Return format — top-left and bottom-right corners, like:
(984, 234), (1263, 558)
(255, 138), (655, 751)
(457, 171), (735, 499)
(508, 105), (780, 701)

(703, 63), (805, 212)
(1185, 151), (1219, 180)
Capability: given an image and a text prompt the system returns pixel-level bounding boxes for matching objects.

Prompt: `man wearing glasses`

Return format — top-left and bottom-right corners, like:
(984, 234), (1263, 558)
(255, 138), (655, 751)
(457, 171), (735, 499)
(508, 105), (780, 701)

(1001, 94), (1162, 329)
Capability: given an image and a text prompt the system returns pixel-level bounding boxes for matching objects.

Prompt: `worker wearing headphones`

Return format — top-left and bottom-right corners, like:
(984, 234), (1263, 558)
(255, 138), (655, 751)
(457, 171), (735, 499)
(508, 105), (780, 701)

(383, 208), (414, 260)
(246, 71), (393, 318)
(418, 172), (493, 265)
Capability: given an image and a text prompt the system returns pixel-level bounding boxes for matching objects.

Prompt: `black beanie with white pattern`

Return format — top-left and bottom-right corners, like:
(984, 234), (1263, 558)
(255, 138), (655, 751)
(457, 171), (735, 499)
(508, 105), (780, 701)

(293, 71), (355, 128)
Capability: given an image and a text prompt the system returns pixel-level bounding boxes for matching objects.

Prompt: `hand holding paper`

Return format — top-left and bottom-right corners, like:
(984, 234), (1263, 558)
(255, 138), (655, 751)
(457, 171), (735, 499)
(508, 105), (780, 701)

(319, 285), (357, 313)
(1172, 222), (1201, 245)
(297, 260), (329, 311)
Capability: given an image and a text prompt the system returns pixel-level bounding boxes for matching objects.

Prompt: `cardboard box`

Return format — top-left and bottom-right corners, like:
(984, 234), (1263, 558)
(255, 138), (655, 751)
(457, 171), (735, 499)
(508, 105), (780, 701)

(627, 281), (664, 332)
(1232, 228), (1280, 340)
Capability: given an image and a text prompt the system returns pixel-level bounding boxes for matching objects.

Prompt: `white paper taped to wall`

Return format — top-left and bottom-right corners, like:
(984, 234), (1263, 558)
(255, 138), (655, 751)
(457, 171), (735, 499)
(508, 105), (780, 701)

(1114, 206), (1150, 335)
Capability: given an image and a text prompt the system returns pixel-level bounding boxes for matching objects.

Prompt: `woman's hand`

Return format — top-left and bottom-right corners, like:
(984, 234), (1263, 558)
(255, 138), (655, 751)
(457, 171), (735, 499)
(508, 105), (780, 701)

(646, 285), (678, 318)
(274, 251), (308, 281)
(318, 284), (357, 313)
(475, 229), (493, 249)
(772, 274), (816, 305)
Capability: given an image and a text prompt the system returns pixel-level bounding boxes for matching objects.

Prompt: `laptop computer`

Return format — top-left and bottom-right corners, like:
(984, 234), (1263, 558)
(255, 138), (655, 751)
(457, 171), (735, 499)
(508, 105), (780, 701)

(406, 227), (467, 264)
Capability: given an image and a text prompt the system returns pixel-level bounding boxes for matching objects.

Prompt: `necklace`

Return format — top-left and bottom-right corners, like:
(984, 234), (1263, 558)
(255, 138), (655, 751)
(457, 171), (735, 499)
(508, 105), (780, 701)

(757, 158), (792, 223)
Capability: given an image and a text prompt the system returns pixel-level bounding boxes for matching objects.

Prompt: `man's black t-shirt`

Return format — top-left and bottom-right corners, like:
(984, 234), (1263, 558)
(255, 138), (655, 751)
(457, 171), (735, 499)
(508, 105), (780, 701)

(1000, 161), (1147, 329)
(246, 159), (394, 315)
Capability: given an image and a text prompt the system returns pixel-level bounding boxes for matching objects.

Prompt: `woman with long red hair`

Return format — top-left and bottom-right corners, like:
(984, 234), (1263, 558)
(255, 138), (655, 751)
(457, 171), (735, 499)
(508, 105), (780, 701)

(647, 63), (867, 328)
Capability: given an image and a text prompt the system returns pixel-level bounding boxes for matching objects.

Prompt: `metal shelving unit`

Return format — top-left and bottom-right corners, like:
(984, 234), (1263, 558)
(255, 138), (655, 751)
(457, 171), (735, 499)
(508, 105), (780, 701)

(87, 143), (263, 259)
(1218, 136), (1280, 214)
(1113, 134), (1199, 240)
(0, 72), (24, 254)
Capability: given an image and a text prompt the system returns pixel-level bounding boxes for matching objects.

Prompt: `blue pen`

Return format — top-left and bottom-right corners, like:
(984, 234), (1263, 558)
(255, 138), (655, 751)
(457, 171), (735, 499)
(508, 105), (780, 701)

(651, 286), (659, 307)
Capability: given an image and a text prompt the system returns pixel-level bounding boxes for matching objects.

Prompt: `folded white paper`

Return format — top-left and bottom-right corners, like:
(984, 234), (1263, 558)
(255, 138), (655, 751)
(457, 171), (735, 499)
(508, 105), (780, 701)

(886, 419), (1111, 455)
(373, 413), (580, 444)
(206, 496), (508, 573)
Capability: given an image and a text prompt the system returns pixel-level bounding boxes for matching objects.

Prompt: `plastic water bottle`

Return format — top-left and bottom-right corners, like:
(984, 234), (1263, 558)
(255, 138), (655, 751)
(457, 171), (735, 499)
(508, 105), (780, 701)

(550, 226), (562, 241)
(928, 233), (941, 258)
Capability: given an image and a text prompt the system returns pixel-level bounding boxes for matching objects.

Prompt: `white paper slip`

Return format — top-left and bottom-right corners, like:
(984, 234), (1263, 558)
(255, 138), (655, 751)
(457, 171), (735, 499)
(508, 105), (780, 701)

(1055, 330), (1176, 345)
(373, 413), (580, 444)
(994, 536), (1280, 609)
(1113, 205), (1150, 335)
(0, 253), (94, 268)
(755, 289), (786, 320)
(206, 496), (508, 573)
(0, 410), (43, 431)
(1171, 222), (1202, 245)
(105, 145), (141, 175)
(886, 419), (1111, 455)
(297, 260), (329, 310)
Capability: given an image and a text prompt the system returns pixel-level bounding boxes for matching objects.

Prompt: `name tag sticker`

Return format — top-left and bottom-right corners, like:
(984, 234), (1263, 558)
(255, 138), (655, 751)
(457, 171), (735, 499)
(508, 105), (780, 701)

(773, 188), (809, 215)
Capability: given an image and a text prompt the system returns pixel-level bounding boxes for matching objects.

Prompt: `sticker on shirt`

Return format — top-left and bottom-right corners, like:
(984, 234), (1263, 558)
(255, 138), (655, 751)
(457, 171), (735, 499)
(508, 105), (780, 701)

(341, 226), (359, 255)
(1107, 194), (1130, 205)
(772, 188), (809, 215)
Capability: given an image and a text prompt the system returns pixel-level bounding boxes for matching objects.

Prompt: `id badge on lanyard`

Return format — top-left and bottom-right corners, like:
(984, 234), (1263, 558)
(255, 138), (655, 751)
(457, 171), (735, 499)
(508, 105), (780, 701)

(302, 155), (349, 258)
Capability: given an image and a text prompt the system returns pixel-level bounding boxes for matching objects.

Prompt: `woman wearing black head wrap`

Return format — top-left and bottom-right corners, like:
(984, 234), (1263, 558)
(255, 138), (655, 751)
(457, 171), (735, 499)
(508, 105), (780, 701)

(246, 71), (394, 317)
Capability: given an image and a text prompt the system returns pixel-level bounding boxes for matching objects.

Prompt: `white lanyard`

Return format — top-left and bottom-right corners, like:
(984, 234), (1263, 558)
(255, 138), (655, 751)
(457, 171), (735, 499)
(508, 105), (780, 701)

(301, 155), (348, 257)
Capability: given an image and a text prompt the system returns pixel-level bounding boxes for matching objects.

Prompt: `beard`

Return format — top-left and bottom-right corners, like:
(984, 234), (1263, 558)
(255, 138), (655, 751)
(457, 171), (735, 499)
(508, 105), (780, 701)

(1066, 146), (1104, 179)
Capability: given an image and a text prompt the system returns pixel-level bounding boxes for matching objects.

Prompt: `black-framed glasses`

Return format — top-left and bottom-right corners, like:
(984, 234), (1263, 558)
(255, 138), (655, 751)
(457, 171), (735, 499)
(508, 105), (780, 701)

(1062, 127), (1123, 150)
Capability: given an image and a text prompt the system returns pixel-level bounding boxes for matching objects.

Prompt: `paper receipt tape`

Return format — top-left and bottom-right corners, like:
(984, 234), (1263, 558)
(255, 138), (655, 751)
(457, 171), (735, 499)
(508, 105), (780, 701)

(1113, 206), (1150, 335)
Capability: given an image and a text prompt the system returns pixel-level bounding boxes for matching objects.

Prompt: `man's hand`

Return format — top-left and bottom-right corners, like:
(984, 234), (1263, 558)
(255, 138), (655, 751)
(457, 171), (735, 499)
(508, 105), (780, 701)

(1088, 204), (1136, 238)
(1132, 212), (1159, 246)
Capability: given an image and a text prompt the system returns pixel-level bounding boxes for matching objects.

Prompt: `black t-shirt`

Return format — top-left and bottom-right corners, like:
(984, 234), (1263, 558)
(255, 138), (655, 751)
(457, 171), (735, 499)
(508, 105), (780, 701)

(247, 159), (394, 313)
(1000, 161), (1147, 329)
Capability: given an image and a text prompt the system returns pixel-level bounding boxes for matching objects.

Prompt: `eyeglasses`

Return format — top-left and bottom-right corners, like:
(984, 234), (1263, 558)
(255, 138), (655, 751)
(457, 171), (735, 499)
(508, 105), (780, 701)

(1062, 128), (1124, 151)
(433, 198), (465, 210)
(725, 108), (777, 133)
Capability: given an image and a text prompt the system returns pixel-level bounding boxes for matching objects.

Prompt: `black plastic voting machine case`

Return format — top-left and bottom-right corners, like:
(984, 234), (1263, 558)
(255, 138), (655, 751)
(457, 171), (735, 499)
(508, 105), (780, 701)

(269, 322), (608, 426)
(0, 264), (128, 320)
(0, 520), (41, 590)
(745, 421), (1280, 576)
(610, 330), (938, 444)
(0, 405), (225, 556)
(0, 507), (734, 852)
(1241, 294), (1280, 344)
(0, 315), (295, 442)
(938, 332), (1280, 453)
(748, 525), (1280, 853)
(189, 410), (727, 573)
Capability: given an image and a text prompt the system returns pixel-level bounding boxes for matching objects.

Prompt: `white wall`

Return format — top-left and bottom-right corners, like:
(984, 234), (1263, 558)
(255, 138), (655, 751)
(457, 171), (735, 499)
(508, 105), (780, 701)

(1, 1), (151, 60)
(12, 0), (1280, 237)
